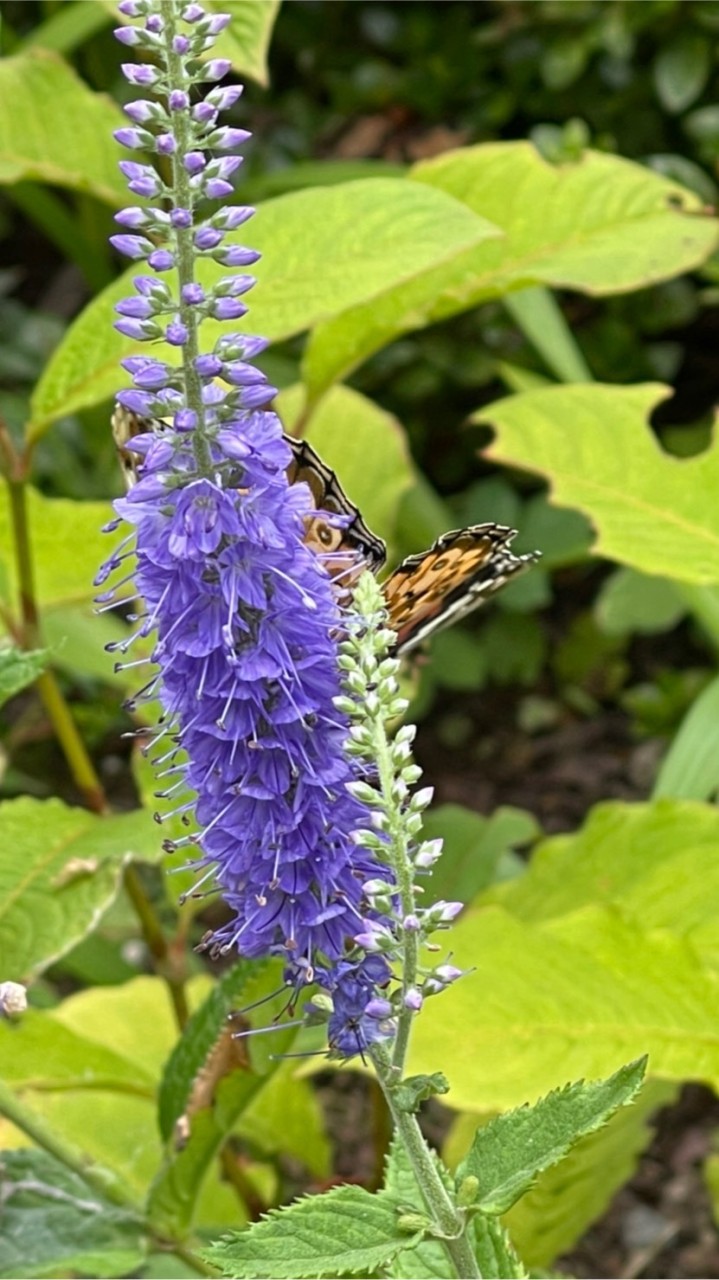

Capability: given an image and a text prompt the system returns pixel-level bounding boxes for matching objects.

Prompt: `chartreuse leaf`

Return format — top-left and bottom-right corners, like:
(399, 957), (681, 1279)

(303, 142), (719, 395)
(30, 179), (496, 433)
(2, 978), (209, 1200)
(210, 0), (281, 87)
(0, 485), (115, 609)
(653, 674), (719, 802)
(0, 1149), (145, 1280)
(408, 900), (719, 1113)
(482, 382), (719, 584)
(0, 643), (50, 704)
(0, 1006), (156, 1094)
(486, 799), (719, 970)
(277, 382), (416, 551)
(0, 797), (160, 980)
(456, 1058), (646, 1215)
(0, 50), (126, 203)
(205, 1185), (421, 1279)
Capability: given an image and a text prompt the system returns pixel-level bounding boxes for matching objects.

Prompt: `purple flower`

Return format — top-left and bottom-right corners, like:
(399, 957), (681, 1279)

(314, 958), (395, 1059)
(103, 414), (392, 972)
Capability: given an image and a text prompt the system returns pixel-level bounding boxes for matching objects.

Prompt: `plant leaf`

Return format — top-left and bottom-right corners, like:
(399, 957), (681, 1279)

(0, 485), (115, 610)
(303, 142), (719, 395)
(158, 962), (261, 1142)
(383, 1134), (456, 1279)
(500, 1078), (677, 1268)
(0, 797), (160, 980)
(419, 804), (539, 906)
(481, 381), (719, 584)
(211, 0), (281, 87)
(0, 50), (126, 203)
(30, 178), (497, 433)
(0, 1149), (145, 1280)
(0, 644), (50, 705)
(456, 1058), (646, 1214)
(596, 567), (686, 635)
(0, 1006), (156, 1093)
(654, 33), (711, 114)
(653, 674), (719, 802)
(205, 1185), (421, 1279)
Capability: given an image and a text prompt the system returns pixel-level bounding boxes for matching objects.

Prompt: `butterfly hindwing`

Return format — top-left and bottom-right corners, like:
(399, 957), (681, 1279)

(382, 525), (539, 654)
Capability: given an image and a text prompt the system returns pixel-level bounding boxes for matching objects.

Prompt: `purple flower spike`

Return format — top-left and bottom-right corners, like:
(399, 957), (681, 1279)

(100, 416), (392, 974)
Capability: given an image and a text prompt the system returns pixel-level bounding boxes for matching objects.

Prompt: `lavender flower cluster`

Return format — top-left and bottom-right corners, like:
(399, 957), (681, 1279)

(100, 0), (400, 1055)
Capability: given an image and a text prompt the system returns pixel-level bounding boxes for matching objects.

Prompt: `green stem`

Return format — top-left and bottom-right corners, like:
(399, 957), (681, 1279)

(124, 862), (190, 1030)
(371, 1045), (481, 1279)
(368, 716), (418, 1076)
(160, 0), (211, 468)
(0, 1075), (142, 1213)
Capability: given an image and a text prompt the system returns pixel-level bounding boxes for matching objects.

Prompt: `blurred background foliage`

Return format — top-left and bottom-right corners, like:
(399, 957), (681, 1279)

(3, 4), (719, 1275)
(3, 0), (719, 798)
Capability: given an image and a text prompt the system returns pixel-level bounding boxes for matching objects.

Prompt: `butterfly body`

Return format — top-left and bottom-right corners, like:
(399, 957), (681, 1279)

(112, 405), (539, 655)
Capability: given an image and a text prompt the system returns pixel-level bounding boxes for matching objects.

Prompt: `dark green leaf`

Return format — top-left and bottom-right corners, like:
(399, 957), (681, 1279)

(394, 1074), (449, 1114)
(654, 33), (711, 114)
(457, 1058), (646, 1214)
(653, 673), (719, 801)
(420, 804), (539, 906)
(205, 1185), (420, 1278)
(158, 961), (260, 1141)
(0, 1149), (145, 1279)
(0, 644), (50, 705)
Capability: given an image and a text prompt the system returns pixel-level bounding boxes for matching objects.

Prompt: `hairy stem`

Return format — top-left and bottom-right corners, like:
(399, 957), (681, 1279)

(372, 1044), (482, 1279)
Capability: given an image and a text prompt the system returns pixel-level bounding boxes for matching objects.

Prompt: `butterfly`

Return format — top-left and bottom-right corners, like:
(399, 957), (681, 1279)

(112, 406), (540, 655)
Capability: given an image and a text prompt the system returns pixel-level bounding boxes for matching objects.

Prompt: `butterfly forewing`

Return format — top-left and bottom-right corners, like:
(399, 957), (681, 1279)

(285, 437), (386, 574)
(112, 405), (387, 579)
(383, 525), (540, 654)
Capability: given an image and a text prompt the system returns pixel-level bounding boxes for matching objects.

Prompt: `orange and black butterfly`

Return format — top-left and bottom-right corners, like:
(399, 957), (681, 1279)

(112, 406), (539, 655)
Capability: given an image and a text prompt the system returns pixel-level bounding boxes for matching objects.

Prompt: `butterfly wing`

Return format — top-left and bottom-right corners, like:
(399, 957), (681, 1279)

(383, 524), (540, 655)
(285, 437), (386, 574)
(112, 405), (386, 577)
